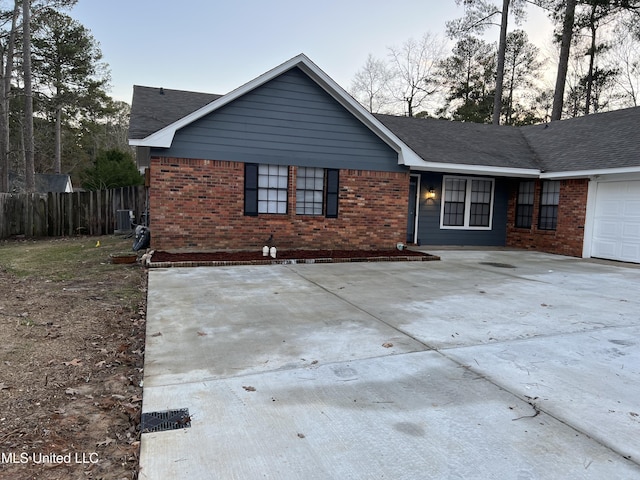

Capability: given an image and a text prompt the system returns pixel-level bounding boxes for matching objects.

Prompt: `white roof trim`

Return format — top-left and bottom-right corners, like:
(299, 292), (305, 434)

(406, 161), (540, 178)
(540, 166), (640, 179)
(129, 53), (422, 166)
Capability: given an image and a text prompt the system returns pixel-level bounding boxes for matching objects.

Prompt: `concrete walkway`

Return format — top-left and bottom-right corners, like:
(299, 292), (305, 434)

(140, 250), (640, 479)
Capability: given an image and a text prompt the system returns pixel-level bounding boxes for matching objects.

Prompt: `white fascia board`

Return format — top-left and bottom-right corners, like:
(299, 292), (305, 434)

(406, 161), (540, 178)
(129, 128), (179, 148)
(397, 148), (430, 167)
(540, 166), (640, 179)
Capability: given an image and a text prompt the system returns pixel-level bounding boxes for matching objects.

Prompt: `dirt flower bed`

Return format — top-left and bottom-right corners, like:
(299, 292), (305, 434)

(151, 248), (437, 265)
(0, 236), (147, 480)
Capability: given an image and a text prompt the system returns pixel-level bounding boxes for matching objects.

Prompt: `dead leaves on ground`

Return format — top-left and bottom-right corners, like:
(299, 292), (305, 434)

(97, 437), (116, 447)
(62, 358), (83, 366)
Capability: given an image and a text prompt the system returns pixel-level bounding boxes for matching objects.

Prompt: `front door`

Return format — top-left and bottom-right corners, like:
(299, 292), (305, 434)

(406, 175), (419, 244)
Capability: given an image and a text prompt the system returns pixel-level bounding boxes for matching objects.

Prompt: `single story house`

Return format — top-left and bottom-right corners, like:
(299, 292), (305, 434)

(128, 54), (640, 264)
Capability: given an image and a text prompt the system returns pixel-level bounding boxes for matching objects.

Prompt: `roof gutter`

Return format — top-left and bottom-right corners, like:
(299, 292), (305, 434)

(540, 166), (640, 179)
(405, 161), (540, 178)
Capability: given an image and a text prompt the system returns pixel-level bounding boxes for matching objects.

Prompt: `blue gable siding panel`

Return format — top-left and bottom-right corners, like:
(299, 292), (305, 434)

(416, 172), (508, 246)
(153, 67), (404, 173)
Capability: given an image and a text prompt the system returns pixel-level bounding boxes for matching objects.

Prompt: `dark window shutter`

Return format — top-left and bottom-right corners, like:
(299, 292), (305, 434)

(244, 164), (258, 216)
(325, 169), (339, 218)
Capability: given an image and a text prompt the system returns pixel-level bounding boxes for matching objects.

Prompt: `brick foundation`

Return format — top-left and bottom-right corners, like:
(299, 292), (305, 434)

(149, 157), (410, 252)
(506, 179), (588, 257)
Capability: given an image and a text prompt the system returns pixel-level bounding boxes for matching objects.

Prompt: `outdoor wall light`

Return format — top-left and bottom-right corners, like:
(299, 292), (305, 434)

(426, 187), (436, 200)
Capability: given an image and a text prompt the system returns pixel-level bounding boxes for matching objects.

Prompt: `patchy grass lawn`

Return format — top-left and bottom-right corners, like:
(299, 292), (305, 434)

(0, 235), (131, 278)
(0, 235), (146, 480)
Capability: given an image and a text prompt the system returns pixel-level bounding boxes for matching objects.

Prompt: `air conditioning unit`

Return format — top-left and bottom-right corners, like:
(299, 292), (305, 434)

(115, 210), (134, 234)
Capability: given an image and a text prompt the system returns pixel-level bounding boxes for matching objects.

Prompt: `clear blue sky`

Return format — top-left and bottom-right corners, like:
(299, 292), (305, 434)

(70, 0), (554, 103)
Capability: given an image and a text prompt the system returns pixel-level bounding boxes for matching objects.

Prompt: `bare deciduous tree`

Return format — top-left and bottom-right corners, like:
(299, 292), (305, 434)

(387, 33), (447, 117)
(610, 20), (640, 106)
(349, 54), (393, 113)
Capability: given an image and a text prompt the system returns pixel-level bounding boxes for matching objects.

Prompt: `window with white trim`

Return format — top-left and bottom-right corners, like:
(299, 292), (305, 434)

(440, 176), (494, 229)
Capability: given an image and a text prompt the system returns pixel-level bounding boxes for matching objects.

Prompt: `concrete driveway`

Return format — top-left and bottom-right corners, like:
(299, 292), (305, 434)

(139, 250), (640, 480)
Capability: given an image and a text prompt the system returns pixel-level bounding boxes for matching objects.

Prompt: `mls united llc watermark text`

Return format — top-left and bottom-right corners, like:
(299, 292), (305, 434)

(1, 451), (99, 465)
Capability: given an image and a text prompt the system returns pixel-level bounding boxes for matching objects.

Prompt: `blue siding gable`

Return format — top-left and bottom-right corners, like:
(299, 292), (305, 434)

(154, 67), (404, 172)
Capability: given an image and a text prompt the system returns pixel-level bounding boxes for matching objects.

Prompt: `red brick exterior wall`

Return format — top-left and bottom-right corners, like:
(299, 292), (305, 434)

(506, 179), (588, 257)
(149, 157), (410, 252)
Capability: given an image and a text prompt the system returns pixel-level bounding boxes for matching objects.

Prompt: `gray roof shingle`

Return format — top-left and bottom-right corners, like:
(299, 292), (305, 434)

(520, 106), (640, 172)
(128, 85), (222, 140)
(374, 114), (540, 170)
(128, 82), (639, 175)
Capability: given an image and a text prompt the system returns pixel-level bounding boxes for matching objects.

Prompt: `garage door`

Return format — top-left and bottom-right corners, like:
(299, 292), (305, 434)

(591, 180), (640, 263)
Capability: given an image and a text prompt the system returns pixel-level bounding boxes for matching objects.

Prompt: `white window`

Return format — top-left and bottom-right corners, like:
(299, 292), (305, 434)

(440, 176), (494, 230)
(258, 164), (288, 214)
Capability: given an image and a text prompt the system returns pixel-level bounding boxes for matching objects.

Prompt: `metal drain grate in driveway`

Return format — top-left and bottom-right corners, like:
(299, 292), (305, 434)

(141, 408), (191, 433)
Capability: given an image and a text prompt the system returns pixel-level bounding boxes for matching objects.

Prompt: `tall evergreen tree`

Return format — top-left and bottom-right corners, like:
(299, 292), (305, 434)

(81, 149), (142, 191)
(541, 0), (640, 119)
(573, 0), (640, 114)
(437, 36), (497, 122)
(502, 30), (543, 124)
(447, 0), (529, 124)
(32, 7), (108, 174)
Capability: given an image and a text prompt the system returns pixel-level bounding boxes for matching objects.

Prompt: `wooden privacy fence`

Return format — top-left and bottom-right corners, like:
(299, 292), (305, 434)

(0, 186), (147, 238)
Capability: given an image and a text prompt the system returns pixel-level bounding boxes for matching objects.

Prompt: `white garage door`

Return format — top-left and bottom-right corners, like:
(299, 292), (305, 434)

(591, 180), (640, 263)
